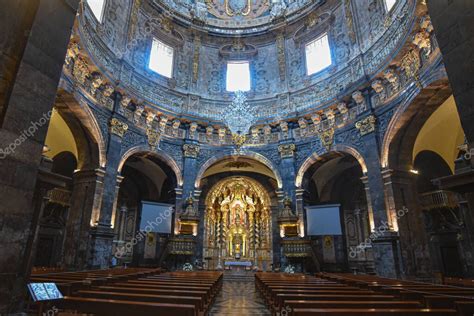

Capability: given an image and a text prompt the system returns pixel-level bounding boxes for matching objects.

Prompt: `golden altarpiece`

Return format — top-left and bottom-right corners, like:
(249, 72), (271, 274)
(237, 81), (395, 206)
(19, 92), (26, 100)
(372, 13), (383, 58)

(203, 177), (273, 269)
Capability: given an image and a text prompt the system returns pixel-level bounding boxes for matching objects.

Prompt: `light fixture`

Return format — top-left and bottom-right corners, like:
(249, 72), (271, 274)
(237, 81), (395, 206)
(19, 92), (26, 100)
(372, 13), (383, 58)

(409, 169), (419, 175)
(222, 91), (258, 146)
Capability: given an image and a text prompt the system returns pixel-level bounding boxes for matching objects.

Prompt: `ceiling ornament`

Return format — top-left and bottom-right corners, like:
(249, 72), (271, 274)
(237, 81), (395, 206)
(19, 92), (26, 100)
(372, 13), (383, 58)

(206, 0), (270, 20)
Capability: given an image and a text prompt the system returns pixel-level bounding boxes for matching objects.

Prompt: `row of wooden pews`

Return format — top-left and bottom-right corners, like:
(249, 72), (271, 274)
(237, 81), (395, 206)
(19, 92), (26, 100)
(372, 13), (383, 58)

(319, 273), (474, 315)
(30, 267), (161, 295)
(31, 269), (222, 316)
(256, 272), (467, 315)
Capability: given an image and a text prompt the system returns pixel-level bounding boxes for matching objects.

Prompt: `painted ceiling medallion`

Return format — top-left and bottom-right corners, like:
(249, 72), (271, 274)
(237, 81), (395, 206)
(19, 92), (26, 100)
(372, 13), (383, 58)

(206, 0), (270, 20)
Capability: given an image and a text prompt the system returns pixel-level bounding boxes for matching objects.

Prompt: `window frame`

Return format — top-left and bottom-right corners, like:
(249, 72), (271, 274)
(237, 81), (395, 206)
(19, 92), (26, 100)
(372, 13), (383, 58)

(226, 60), (252, 92)
(86, 0), (106, 23)
(304, 32), (333, 77)
(148, 37), (175, 79)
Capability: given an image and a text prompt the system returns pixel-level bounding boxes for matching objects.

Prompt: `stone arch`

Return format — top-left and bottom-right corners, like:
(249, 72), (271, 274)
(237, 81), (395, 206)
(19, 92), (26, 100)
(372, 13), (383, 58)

(381, 76), (451, 170)
(118, 145), (183, 187)
(295, 144), (367, 188)
(56, 92), (107, 168)
(194, 150), (283, 189)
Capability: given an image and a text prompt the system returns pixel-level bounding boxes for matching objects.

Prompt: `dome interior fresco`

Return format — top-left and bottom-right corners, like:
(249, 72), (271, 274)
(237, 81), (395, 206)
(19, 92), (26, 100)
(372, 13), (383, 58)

(67, 0), (432, 144)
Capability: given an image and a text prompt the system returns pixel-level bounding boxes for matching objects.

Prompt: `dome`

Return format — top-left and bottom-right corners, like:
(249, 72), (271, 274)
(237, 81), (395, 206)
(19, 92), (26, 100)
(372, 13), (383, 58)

(71, 0), (417, 133)
(156, 0), (319, 35)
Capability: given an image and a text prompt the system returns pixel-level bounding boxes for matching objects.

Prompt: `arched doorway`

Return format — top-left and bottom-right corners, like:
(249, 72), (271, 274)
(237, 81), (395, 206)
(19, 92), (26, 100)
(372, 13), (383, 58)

(299, 151), (371, 273)
(116, 151), (179, 266)
(203, 176), (273, 270)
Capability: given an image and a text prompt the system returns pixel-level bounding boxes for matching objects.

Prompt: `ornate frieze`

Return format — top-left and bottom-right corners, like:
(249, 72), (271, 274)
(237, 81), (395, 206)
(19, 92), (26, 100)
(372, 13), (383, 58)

(110, 118), (129, 137)
(355, 115), (377, 136)
(278, 144), (296, 159)
(183, 144), (201, 158)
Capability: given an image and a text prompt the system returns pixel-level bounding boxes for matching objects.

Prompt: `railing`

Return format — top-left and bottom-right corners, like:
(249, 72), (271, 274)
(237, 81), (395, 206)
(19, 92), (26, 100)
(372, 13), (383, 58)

(281, 239), (311, 258)
(419, 190), (458, 210)
(167, 237), (196, 255)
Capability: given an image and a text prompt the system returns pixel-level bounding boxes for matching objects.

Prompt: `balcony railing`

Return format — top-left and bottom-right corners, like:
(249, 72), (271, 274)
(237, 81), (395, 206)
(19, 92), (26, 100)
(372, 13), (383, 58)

(420, 190), (458, 210)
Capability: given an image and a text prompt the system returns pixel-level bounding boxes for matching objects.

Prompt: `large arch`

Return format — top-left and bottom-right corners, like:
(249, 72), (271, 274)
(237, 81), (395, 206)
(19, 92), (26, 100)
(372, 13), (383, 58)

(295, 144), (368, 188)
(381, 77), (452, 170)
(194, 150), (283, 189)
(56, 91), (107, 169)
(118, 145), (183, 187)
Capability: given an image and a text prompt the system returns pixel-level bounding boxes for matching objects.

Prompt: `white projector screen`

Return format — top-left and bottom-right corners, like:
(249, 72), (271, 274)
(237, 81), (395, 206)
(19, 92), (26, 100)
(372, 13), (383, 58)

(140, 201), (173, 234)
(305, 204), (342, 236)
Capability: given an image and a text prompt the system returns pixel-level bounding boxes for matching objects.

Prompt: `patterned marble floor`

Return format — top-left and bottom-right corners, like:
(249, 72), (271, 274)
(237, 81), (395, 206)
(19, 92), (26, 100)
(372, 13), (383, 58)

(209, 273), (271, 315)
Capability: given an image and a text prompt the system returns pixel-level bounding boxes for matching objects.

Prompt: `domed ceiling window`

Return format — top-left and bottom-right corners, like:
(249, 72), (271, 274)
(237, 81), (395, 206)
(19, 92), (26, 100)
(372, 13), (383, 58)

(86, 0), (105, 23)
(149, 38), (174, 78)
(305, 33), (332, 76)
(226, 61), (251, 92)
(385, 0), (397, 12)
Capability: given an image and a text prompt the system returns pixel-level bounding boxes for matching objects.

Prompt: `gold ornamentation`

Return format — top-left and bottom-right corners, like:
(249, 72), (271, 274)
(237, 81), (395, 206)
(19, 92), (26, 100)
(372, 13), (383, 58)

(183, 144), (200, 158)
(46, 188), (71, 206)
(355, 115), (376, 136)
(224, 0), (251, 16)
(277, 33), (286, 81)
(344, 0), (356, 43)
(401, 49), (421, 83)
(127, 0), (142, 41)
(278, 144), (296, 158)
(110, 118), (128, 137)
(146, 128), (161, 148)
(232, 134), (246, 148)
(192, 35), (201, 83)
(306, 11), (318, 28)
(319, 128), (334, 151)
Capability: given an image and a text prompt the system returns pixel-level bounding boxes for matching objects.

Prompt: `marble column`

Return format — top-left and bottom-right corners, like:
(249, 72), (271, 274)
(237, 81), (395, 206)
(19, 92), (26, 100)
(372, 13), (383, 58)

(0, 0), (79, 312)
(63, 168), (105, 270)
(428, 0), (474, 277)
(88, 108), (128, 268)
(382, 168), (432, 278)
(360, 128), (402, 278)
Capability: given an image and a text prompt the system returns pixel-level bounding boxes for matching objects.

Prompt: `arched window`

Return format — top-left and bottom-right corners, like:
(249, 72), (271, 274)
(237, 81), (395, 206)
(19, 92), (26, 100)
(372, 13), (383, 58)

(87, 0), (106, 23)
(305, 33), (332, 76)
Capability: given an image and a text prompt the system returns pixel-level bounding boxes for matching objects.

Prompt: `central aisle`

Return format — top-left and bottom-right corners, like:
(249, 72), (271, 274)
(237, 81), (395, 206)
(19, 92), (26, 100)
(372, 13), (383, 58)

(209, 271), (271, 315)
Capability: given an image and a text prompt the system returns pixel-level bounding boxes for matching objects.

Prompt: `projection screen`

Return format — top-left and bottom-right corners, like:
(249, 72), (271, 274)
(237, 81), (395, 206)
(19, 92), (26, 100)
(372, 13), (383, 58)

(139, 201), (173, 234)
(305, 204), (342, 236)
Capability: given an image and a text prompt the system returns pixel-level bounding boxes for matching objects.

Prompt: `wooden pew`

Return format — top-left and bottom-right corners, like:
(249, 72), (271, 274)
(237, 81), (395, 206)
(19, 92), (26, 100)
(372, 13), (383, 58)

(56, 296), (195, 316)
(290, 308), (457, 315)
